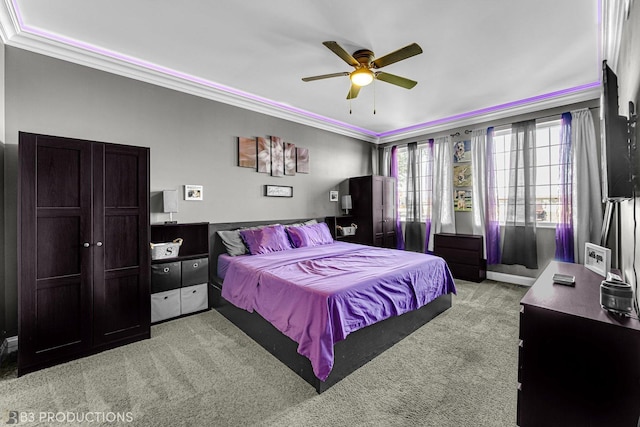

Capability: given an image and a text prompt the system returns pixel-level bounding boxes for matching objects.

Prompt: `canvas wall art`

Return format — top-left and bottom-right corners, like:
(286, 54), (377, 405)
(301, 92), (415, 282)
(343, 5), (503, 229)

(454, 189), (472, 212)
(296, 147), (310, 173)
(453, 164), (472, 187)
(453, 140), (472, 163)
(284, 142), (296, 176)
(270, 136), (284, 177)
(257, 137), (271, 174)
(237, 137), (257, 168)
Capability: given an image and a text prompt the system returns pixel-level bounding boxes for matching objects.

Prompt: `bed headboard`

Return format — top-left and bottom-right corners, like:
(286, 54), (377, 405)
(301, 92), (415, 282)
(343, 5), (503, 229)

(208, 218), (325, 285)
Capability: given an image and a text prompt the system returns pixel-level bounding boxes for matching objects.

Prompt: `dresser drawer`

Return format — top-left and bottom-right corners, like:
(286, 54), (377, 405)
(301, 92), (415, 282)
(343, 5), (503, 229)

(180, 283), (208, 315)
(434, 233), (482, 251)
(151, 261), (181, 293)
(151, 289), (181, 323)
(434, 247), (484, 266)
(181, 258), (209, 287)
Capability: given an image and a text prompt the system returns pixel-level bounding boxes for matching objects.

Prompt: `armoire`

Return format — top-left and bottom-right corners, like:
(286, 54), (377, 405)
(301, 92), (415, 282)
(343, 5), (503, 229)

(349, 175), (397, 248)
(18, 132), (150, 375)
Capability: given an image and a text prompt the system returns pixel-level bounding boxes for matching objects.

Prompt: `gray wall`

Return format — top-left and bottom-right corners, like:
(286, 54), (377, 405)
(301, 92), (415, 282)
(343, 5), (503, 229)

(1, 46), (371, 338)
(385, 100), (600, 278)
(617, 2), (640, 296)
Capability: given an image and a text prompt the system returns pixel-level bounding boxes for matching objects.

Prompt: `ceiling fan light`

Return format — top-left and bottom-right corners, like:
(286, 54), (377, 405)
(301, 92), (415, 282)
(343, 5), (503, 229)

(350, 68), (374, 87)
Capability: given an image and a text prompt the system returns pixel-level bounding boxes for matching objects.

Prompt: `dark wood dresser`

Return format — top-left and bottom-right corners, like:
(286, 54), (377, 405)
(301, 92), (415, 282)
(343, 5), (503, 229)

(433, 233), (486, 282)
(518, 261), (640, 427)
(349, 175), (397, 248)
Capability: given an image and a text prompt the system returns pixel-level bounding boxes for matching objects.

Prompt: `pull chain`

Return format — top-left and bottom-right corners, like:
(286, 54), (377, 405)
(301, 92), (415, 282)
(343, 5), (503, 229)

(373, 78), (376, 115)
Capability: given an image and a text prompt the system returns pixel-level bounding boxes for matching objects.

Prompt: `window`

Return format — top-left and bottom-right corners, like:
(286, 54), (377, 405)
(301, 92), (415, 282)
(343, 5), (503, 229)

(492, 119), (563, 225)
(396, 142), (434, 222)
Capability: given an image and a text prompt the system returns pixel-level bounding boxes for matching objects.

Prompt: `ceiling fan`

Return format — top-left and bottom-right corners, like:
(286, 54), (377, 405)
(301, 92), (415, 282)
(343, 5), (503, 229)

(302, 41), (423, 99)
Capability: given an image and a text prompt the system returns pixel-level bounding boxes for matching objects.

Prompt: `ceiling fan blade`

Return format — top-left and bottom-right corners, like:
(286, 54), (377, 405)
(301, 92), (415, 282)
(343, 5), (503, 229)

(375, 72), (418, 89)
(372, 43), (423, 69)
(346, 84), (361, 99)
(302, 72), (349, 82)
(323, 41), (360, 67)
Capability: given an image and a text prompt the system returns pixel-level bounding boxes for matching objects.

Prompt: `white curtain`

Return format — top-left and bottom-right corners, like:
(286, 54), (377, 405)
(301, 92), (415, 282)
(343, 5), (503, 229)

(371, 146), (380, 176)
(571, 108), (602, 263)
(429, 136), (455, 251)
(381, 146), (392, 177)
(471, 128), (488, 257)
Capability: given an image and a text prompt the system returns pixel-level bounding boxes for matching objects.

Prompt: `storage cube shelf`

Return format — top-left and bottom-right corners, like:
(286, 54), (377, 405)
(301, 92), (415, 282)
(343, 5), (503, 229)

(150, 222), (211, 323)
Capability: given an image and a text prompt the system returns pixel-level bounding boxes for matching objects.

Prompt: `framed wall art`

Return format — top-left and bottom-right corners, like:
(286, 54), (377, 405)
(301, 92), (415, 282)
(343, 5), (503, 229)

(184, 185), (203, 201)
(264, 185), (293, 198)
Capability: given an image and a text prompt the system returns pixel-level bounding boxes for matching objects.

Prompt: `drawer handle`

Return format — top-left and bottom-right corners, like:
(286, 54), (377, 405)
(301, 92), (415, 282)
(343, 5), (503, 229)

(163, 296), (168, 300)
(163, 267), (170, 273)
(192, 290), (197, 294)
(193, 262), (199, 268)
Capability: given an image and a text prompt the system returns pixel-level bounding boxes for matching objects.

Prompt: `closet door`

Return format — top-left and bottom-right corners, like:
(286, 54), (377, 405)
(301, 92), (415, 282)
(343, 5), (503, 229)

(93, 143), (150, 347)
(18, 133), (93, 374)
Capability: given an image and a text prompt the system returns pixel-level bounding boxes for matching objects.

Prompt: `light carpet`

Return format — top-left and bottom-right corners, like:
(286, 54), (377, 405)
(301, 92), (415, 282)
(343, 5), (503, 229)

(0, 280), (528, 426)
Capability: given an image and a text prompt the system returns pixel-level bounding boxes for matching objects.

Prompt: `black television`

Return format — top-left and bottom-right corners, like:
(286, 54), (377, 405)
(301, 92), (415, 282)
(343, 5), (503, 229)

(601, 60), (632, 201)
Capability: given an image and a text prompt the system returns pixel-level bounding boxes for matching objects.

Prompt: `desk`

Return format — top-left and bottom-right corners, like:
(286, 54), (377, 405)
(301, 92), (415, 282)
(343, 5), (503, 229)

(517, 261), (640, 426)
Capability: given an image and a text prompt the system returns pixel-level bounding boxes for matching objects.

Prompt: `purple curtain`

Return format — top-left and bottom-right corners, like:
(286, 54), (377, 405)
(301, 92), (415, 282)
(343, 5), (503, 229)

(424, 139), (434, 252)
(555, 112), (574, 262)
(391, 145), (405, 250)
(486, 128), (502, 264)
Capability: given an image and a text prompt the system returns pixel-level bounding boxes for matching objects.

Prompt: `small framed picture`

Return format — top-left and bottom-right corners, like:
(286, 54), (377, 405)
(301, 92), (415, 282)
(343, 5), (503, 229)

(584, 242), (611, 277)
(184, 185), (203, 201)
(329, 190), (338, 202)
(264, 185), (293, 198)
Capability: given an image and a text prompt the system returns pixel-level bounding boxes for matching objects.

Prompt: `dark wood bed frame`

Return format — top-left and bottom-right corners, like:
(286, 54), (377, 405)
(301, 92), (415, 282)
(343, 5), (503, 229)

(208, 219), (453, 393)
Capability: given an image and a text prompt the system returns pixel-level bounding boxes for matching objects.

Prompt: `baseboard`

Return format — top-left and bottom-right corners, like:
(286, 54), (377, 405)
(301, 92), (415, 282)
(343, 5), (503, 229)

(487, 271), (535, 287)
(0, 336), (18, 364)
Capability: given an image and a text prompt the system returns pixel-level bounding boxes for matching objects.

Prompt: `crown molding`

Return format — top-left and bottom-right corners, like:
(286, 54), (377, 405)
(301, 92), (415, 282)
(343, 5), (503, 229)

(0, 0), (600, 146)
(0, 0), (19, 43)
(376, 85), (601, 144)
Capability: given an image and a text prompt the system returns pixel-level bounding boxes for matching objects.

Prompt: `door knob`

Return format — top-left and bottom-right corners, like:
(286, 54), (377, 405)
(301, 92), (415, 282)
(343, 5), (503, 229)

(96, 241), (103, 247)
(83, 242), (90, 248)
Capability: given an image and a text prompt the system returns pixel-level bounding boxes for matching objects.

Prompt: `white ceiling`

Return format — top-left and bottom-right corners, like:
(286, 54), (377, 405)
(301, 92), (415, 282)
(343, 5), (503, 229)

(0, 0), (601, 143)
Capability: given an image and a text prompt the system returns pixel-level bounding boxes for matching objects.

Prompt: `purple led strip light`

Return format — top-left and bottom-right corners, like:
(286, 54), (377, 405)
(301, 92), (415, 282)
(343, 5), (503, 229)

(12, 0), (602, 140)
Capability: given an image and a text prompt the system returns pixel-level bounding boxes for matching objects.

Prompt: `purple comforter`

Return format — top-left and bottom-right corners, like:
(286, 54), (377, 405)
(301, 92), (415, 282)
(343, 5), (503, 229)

(221, 241), (456, 381)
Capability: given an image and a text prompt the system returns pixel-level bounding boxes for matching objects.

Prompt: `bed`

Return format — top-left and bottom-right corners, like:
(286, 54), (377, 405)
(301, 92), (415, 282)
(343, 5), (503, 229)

(209, 219), (456, 393)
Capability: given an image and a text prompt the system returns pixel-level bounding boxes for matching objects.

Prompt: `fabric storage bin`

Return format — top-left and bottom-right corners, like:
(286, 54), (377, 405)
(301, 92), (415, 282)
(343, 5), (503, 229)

(180, 283), (208, 315)
(181, 258), (209, 287)
(151, 289), (181, 323)
(151, 261), (181, 293)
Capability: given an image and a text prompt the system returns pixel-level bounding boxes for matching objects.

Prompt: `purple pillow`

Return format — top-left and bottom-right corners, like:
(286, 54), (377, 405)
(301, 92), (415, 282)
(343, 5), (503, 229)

(286, 222), (334, 248)
(239, 224), (292, 255)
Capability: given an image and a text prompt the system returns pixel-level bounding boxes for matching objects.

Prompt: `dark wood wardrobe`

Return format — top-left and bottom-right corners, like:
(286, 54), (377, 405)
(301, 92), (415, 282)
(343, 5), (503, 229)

(349, 175), (397, 248)
(18, 132), (150, 375)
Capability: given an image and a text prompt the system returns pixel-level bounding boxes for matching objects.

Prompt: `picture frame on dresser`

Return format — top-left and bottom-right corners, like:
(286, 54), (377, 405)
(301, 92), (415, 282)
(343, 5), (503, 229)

(584, 242), (611, 277)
